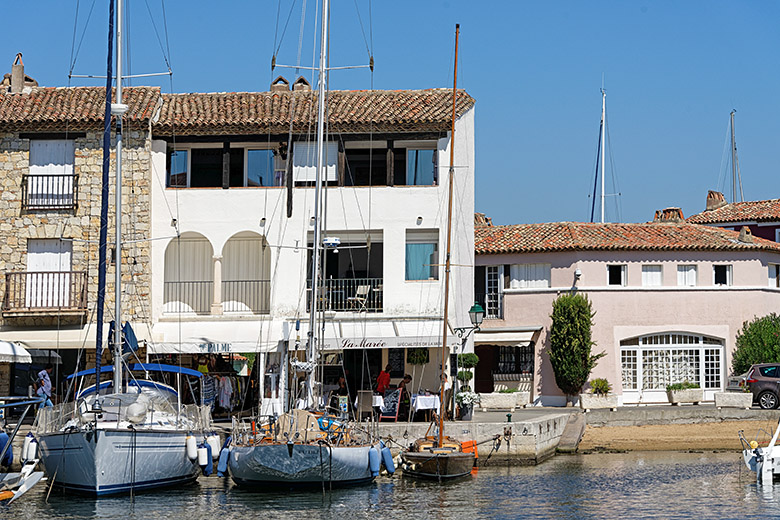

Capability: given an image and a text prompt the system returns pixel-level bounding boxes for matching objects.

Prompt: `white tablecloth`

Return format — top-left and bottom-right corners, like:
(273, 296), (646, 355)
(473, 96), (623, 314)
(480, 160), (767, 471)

(412, 394), (440, 413)
(354, 395), (385, 408)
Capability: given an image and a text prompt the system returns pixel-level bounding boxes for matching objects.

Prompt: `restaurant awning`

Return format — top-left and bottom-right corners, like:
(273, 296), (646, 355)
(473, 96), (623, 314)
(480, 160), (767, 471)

(289, 319), (459, 350)
(149, 320), (283, 354)
(474, 327), (541, 347)
(0, 341), (32, 363)
(27, 349), (63, 364)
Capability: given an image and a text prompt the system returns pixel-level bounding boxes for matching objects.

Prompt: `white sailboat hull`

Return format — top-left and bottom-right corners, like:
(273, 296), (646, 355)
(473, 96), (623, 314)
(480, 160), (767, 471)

(229, 443), (374, 487)
(38, 429), (199, 495)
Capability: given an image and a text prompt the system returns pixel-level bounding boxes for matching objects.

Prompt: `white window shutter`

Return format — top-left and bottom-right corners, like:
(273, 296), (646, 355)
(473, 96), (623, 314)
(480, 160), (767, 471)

(292, 142), (338, 182)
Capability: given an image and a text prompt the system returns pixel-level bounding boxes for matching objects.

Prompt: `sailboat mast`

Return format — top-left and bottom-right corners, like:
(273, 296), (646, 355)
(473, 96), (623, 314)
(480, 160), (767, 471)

(439, 23), (460, 448)
(600, 89), (606, 223)
(306, 0), (330, 404)
(730, 109), (744, 203)
(113, 0), (124, 391)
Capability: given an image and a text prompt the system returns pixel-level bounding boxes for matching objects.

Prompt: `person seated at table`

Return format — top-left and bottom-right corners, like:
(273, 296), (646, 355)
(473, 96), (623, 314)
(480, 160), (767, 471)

(376, 364), (392, 395)
(398, 374), (412, 420)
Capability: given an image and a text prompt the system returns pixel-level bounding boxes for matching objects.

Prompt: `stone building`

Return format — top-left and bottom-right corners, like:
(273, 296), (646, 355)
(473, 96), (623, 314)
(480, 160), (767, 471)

(0, 60), (156, 394)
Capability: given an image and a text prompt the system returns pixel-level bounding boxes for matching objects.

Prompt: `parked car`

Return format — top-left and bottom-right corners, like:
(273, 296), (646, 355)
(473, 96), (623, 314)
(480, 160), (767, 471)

(726, 363), (780, 409)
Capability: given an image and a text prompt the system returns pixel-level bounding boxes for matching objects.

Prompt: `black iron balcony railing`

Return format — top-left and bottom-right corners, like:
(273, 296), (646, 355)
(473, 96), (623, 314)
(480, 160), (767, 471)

(222, 280), (271, 313)
(307, 277), (383, 312)
(3, 271), (88, 312)
(476, 291), (503, 319)
(22, 173), (78, 211)
(163, 281), (213, 315)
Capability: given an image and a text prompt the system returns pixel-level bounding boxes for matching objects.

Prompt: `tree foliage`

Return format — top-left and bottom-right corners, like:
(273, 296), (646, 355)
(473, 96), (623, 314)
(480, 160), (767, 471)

(732, 313), (780, 375)
(548, 293), (605, 398)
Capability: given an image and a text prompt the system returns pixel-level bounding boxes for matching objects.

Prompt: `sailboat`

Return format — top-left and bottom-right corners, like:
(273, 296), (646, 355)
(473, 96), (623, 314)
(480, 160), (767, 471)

(33, 0), (209, 495)
(399, 24), (477, 481)
(225, 0), (391, 488)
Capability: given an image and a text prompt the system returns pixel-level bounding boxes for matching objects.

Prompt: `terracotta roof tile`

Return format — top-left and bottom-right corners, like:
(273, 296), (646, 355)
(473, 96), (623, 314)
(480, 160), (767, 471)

(475, 221), (780, 254)
(155, 89), (475, 135)
(0, 87), (160, 131)
(687, 199), (780, 224)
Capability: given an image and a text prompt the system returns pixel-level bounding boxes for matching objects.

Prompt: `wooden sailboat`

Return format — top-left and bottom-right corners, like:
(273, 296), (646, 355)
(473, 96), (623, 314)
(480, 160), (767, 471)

(400, 24), (477, 481)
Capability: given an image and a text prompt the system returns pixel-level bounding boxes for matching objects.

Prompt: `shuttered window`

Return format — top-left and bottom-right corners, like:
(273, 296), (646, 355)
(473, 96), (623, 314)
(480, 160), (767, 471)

(677, 265), (697, 286)
(641, 265), (662, 287)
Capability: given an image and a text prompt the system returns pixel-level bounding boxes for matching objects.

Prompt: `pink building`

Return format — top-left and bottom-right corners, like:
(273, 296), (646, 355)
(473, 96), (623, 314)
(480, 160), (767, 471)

(474, 209), (780, 406)
(688, 190), (780, 242)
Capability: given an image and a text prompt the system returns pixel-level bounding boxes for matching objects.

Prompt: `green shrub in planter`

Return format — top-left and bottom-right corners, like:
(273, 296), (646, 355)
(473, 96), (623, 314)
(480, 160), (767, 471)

(457, 370), (474, 384)
(457, 353), (480, 369)
(590, 378), (611, 396)
(407, 348), (429, 365)
(498, 388), (518, 393)
(666, 381), (700, 392)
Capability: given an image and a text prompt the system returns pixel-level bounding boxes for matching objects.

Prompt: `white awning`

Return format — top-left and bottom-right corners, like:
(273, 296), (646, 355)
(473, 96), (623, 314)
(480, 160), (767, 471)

(474, 329), (540, 346)
(0, 327), (97, 350)
(27, 349), (63, 364)
(290, 319), (458, 350)
(0, 341), (32, 363)
(149, 320), (283, 354)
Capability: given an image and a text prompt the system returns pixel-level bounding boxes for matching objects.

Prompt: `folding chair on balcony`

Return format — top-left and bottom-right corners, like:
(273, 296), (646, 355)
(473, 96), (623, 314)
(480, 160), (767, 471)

(347, 285), (370, 311)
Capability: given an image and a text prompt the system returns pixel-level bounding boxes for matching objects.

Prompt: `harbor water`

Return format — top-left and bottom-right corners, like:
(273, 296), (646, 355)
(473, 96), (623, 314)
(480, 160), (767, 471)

(9, 451), (780, 519)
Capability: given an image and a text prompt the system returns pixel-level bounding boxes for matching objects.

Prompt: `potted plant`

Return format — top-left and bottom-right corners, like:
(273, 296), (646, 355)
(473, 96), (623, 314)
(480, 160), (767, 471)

(714, 380), (753, 409)
(666, 381), (703, 405)
(455, 390), (480, 421)
(456, 370), (474, 391)
(579, 377), (618, 412)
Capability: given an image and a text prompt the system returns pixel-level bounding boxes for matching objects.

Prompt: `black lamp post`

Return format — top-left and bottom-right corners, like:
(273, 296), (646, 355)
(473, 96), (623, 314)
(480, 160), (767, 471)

(451, 302), (485, 416)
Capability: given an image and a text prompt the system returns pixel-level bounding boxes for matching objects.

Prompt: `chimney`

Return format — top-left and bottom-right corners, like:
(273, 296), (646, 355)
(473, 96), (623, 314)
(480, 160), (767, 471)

(270, 76), (289, 92)
(738, 226), (754, 244)
(706, 190), (727, 211)
(653, 207), (685, 223)
(474, 212), (493, 227)
(293, 76), (311, 91)
(11, 53), (24, 94)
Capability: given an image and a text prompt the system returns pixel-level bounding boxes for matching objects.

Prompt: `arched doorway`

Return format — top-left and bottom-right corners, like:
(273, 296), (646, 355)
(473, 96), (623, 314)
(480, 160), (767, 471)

(221, 231), (271, 313)
(163, 233), (213, 314)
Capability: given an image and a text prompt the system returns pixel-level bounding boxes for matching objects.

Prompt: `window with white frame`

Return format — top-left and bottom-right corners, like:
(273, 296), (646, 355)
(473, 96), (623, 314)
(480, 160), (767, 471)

(770, 264), (780, 288)
(620, 333), (724, 392)
(713, 264), (732, 286)
(509, 263), (551, 289)
(641, 265), (662, 287)
(27, 140), (76, 208)
(405, 230), (439, 281)
(607, 264), (626, 286)
(405, 148), (437, 186)
(167, 145), (285, 188)
(484, 265), (502, 318)
(294, 142), (338, 183)
(677, 264), (697, 286)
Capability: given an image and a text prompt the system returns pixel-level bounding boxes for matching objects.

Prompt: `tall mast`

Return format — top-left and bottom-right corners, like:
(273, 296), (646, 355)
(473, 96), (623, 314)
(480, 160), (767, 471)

(730, 109), (744, 203)
(600, 89), (606, 223)
(439, 23), (460, 447)
(112, 0), (125, 392)
(306, 0), (330, 404)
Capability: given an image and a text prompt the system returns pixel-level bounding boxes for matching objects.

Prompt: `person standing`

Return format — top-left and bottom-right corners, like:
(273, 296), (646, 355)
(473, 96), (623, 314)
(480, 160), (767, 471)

(37, 364), (54, 408)
(376, 364), (392, 395)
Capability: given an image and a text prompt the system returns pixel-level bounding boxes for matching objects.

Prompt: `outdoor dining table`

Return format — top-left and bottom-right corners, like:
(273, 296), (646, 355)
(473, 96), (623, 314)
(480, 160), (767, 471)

(412, 394), (441, 414)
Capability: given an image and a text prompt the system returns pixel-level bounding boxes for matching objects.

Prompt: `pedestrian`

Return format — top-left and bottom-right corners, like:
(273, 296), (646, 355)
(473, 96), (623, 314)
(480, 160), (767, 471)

(376, 364), (392, 395)
(37, 363), (54, 408)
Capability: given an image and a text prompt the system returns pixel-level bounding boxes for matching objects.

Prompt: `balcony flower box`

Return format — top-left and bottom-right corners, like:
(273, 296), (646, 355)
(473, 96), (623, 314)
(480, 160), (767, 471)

(666, 388), (703, 405)
(579, 393), (618, 412)
(714, 391), (752, 410)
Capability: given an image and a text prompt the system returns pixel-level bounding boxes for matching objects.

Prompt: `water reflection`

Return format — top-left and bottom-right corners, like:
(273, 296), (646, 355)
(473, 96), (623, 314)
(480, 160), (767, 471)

(11, 452), (780, 519)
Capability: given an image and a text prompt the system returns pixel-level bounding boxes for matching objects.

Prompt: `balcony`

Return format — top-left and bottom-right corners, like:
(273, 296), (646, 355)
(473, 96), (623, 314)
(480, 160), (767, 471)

(307, 278), (383, 312)
(476, 292), (503, 320)
(22, 173), (78, 211)
(3, 271), (88, 316)
(163, 280), (271, 315)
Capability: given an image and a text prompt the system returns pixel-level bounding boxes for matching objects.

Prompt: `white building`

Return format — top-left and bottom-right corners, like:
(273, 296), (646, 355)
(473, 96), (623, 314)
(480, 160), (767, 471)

(147, 79), (476, 410)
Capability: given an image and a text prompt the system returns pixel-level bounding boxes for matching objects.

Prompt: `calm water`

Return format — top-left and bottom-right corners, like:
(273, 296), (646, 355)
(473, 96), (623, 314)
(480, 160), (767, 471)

(9, 452), (780, 520)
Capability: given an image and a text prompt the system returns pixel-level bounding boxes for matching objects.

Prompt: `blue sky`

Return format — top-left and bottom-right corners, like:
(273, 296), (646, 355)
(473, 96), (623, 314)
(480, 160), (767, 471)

(3, 1), (779, 225)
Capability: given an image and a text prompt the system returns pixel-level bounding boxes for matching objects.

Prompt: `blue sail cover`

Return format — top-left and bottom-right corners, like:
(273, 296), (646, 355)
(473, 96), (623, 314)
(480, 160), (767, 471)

(106, 321), (139, 355)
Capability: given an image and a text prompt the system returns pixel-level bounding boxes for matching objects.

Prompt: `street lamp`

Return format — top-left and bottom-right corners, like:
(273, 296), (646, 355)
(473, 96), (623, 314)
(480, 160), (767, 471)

(450, 302), (485, 416)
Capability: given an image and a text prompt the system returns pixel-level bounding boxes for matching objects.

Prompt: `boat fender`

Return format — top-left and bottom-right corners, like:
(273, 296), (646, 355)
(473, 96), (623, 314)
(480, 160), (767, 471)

(462, 440), (478, 459)
(26, 437), (38, 461)
(186, 434), (197, 460)
(22, 433), (34, 461)
(197, 444), (208, 467)
(206, 433), (221, 460)
(369, 446), (381, 477)
(381, 446), (395, 474)
(201, 442), (213, 476)
(0, 432), (11, 467)
(217, 446), (230, 477)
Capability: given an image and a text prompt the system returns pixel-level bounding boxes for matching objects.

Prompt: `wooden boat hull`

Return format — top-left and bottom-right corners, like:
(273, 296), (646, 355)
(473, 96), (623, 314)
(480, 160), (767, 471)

(400, 451), (475, 480)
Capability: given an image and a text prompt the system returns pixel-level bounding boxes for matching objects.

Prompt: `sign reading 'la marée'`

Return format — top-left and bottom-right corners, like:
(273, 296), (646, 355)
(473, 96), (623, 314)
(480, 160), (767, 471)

(340, 338), (387, 350)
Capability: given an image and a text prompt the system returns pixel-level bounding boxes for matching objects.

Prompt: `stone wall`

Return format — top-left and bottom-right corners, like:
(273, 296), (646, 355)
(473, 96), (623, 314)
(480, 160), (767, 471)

(0, 124), (152, 355)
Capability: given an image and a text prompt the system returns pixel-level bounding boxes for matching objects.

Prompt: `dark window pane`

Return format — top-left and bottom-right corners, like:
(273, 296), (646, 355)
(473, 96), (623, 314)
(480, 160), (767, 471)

(168, 150), (188, 187)
(608, 265), (623, 285)
(190, 149), (223, 187)
(760, 366), (779, 378)
(228, 148), (244, 187)
(344, 149), (387, 186)
(714, 265), (729, 285)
